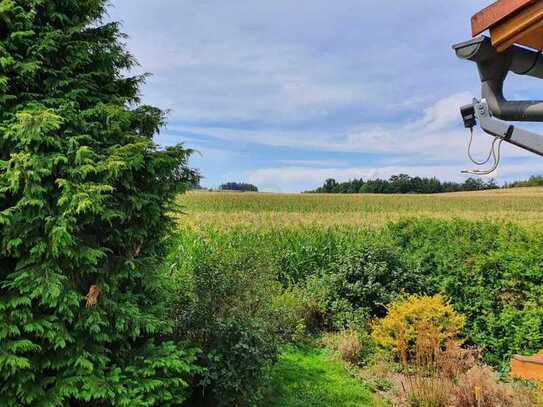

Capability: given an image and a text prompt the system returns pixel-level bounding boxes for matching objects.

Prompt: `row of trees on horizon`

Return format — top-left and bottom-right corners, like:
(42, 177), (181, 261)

(189, 175), (543, 194)
(307, 174), (543, 194)
(190, 182), (260, 192)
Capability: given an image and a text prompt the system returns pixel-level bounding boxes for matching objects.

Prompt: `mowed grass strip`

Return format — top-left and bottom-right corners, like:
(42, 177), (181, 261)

(177, 188), (543, 229)
(264, 347), (385, 407)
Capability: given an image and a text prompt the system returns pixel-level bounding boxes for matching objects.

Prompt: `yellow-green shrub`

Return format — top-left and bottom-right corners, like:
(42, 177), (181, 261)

(372, 295), (465, 365)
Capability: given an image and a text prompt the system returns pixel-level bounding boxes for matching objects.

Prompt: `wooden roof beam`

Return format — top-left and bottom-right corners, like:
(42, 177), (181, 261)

(471, 0), (543, 51)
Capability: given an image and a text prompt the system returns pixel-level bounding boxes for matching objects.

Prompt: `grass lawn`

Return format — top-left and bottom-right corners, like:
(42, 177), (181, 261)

(264, 347), (387, 407)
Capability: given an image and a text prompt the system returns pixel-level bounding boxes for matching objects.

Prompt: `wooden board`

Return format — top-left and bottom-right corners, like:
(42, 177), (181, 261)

(490, 0), (543, 51)
(511, 353), (543, 382)
(472, 0), (536, 36)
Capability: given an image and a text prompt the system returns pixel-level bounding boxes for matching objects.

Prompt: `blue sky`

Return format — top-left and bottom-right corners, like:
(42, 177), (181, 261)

(110, 0), (543, 192)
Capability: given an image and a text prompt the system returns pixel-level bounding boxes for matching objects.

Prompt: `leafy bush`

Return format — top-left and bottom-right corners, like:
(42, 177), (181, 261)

(391, 219), (543, 368)
(270, 286), (315, 343)
(170, 236), (281, 406)
(329, 244), (426, 317)
(372, 295), (465, 365)
(0, 2), (199, 405)
(301, 243), (426, 331)
(194, 317), (277, 406)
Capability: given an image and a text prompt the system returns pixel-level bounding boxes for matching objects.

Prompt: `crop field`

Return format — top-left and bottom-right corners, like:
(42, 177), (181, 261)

(177, 187), (543, 229)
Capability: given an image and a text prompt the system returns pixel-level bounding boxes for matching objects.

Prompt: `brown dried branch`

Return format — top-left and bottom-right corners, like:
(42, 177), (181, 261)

(85, 284), (101, 308)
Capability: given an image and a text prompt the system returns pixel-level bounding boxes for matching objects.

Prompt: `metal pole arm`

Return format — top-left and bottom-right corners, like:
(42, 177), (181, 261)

(464, 99), (543, 157)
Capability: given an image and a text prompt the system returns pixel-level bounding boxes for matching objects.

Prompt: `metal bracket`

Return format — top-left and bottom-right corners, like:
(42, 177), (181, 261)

(463, 98), (543, 157)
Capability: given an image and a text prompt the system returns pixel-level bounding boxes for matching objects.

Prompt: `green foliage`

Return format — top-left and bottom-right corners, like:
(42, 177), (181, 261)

(390, 219), (543, 368)
(169, 233), (281, 406)
(0, 1), (199, 405)
(309, 174), (498, 194)
(505, 175), (543, 188)
(177, 219), (543, 373)
(270, 285), (315, 343)
(219, 181), (259, 192)
(263, 347), (383, 407)
(325, 243), (426, 318)
(274, 228), (348, 285)
(292, 241), (424, 331)
(372, 295), (465, 364)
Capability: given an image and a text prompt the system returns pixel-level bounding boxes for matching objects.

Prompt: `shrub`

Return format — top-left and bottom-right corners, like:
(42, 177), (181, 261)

(329, 244), (426, 318)
(303, 272), (355, 331)
(270, 286), (314, 343)
(194, 317), (277, 406)
(299, 242), (426, 332)
(171, 241), (280, 406)
(399, 337), (531, 407)
(453, 365), (533, 407)
(336, 331), (363, 365)
(372, 295), (465, 366)
(321, 330), (372, 365)
(391, 219), (543, 368)
(434, 340), (479, 380)
(402, 358), (535, 407)
(0, 2), (199, 405)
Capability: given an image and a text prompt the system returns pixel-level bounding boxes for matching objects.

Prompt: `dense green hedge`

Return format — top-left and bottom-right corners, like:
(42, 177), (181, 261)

(390, 219), (543, 367)
(173, 219), (543, 381)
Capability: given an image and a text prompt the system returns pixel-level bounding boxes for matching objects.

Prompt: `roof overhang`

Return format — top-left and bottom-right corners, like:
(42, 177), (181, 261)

(472, 0), (543, 51)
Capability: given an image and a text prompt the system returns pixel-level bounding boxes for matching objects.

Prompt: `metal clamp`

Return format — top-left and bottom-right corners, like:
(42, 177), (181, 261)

(462, 98), (543, 157)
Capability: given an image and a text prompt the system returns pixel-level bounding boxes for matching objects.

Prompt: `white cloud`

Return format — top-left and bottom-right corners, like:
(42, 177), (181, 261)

(111, 0), (489, 126)
(409, 92), (473, 132)
(168, 91), (526, 161)
(108, 0), (543, 191)
(169, 90), (543, 166)
(278, 159), (347, 167)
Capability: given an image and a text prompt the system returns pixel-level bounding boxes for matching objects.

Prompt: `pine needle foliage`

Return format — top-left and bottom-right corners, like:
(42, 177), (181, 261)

(0, 1), (200, 405)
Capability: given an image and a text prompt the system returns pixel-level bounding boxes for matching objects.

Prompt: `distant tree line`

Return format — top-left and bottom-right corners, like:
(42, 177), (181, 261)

(187, 181), (259, 192)
(504, 175), (543, 188)
(190, 175), (543, 194)
(308, 174), (499, 194)
(189, 182), (205, 190)
(220, 182), (259, 192)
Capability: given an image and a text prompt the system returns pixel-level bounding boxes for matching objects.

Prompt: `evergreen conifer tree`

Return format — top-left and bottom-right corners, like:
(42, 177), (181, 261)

(0, 1), (199, 405)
